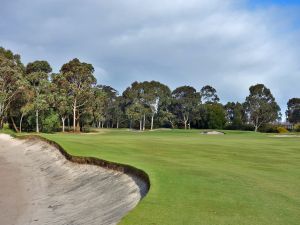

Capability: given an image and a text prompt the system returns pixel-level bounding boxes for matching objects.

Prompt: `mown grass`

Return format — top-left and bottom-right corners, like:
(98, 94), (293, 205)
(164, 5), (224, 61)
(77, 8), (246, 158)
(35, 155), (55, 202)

(25, 130), (300, 224)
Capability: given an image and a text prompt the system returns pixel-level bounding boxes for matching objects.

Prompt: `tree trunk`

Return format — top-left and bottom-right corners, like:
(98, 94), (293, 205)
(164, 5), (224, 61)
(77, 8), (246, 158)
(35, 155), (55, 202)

(67, 116), (70, 131)
(19, 114), (24, 133)
(117, 119), (119, 129)
(143, 114), (146, 131)
(62, 117), (66, 132)
(36, 110), (39, 133)
(10, 116), (19, 133)
(0, 117), (3, 129)
(129, 120), (132, 129)
(151, 115), (154, 130)
(170, 121), (174, 129)
(188, 122), (191, 129)
(140, 119), (142, 131)
(73, 101), (76, 132)
(254, 117), (259, 132)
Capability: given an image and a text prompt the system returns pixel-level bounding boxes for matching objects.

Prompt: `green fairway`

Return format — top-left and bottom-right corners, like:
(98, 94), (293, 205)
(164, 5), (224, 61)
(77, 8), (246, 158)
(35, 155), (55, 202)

(40, 130), (300, 225)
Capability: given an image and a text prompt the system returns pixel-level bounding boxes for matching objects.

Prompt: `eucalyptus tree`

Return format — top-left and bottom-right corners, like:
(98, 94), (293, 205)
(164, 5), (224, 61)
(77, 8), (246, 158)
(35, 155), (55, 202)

(98, 85), (118, 128)
(60, 58), (96, 132)
(142, 81), (171, 130)
(91, 85), (107, 128)
(8, 86), (33, 133)
(110, 96), (125, 129)
(244, 84), (281, 132)
(123, 81), (171, 130)
(171, 86), (200, 129)
(25, 60), (52, 133)
(224, 102), (245, 129)
(123, 82), (148, 130)
(206, 103), (226, 129)
(158, 107), (176, 128)
(51, 73), (71, 132)
(200, 85), (220, 103)
(125, 102), (146, 130)
(286, 98), (300, 124)
(0, 47), (25, 128)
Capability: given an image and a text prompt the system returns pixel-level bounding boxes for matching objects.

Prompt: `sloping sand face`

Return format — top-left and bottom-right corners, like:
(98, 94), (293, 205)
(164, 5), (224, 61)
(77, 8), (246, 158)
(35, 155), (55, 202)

(0, 134), (147, 225)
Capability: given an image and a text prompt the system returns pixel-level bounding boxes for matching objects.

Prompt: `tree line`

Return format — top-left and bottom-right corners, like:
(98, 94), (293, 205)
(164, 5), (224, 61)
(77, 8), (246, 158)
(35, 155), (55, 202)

(1, 47), (299, 133)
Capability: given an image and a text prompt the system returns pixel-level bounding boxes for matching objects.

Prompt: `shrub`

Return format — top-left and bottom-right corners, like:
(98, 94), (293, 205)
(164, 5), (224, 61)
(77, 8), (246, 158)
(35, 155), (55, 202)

(42, 112), (60, 133)
(295, 124), (300, 132)
(259, 124), (278, 133)
(277, 126), (288, 133)
(241, 124), (255, 131)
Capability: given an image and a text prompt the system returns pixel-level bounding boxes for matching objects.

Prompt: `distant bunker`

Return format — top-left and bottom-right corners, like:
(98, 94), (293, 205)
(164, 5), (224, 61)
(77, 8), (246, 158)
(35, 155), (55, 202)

(200, 131), (225, 135)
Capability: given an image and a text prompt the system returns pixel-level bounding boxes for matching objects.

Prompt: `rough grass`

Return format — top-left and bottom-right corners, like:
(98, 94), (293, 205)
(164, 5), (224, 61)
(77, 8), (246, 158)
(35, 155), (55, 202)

(36, 130), (300, 224)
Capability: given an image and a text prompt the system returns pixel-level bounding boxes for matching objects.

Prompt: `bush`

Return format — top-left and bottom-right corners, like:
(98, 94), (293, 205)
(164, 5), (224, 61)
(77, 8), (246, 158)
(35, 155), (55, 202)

(241, 124), (255, 131)
(259, 124), (278, 133)
(295, 124), (300, 132)
(42, 112), (60, 133)
(277, 126), (288, 133)
(259, 124), (289, 133)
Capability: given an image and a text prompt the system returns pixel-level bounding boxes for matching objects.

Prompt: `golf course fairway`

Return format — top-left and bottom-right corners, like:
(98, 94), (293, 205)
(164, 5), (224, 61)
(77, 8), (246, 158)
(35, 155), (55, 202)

(40, 129), (300, 225)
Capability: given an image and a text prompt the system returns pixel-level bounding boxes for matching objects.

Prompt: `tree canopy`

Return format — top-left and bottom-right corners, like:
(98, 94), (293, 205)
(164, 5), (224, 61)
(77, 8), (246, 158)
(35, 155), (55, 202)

(244, 84), (281, 132)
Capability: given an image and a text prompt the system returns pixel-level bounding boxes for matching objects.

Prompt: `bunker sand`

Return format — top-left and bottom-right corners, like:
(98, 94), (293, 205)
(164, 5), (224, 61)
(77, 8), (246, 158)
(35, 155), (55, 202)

(0, 134), (147, 225)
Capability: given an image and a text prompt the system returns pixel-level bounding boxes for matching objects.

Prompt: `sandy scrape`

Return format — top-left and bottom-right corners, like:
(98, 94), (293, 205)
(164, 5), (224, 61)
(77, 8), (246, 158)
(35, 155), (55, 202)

(0, 134), (147, 225)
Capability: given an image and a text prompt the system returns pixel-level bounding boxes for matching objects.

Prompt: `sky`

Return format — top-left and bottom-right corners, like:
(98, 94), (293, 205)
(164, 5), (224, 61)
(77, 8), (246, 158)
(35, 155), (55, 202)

(1, 0), (300, 119)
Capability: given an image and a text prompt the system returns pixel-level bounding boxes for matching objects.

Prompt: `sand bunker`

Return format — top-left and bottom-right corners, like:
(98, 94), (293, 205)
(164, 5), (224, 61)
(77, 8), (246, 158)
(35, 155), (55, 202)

(0, 134), (148, 225)
(200, 131), (224, 135)
(271, 134), (300, 138)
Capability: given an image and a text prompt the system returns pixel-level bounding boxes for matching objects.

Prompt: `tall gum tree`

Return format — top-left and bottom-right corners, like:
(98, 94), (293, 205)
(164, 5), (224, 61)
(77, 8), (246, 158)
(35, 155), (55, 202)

(286, 98), (300, 125)
(25, 60), (52, 133)
(51, 73), (71, 132)
(60, 58), (96, 132)
(123, 82), (148, 130)
(200, 85), (220, 104)
(171, 86), (200, 129)
(245, 84), (281, 132)
(142, 81), (171, 130)
(0, 47), (25, 129)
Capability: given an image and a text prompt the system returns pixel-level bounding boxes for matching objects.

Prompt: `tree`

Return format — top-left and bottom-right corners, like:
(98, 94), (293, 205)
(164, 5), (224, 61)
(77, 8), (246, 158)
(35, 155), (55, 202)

(286, 98), (300, 124)
(225, 102), (246, 129)
(200, 85), (220, 104)
(99, 85), (118, 128)
(244, 84), (281, 132)
(26, 60), (52, 74)
(110, 96), (125, 129)
(60, 58), (96, 132)
(0, 47), (25, 128)
(206, 103), (226, 129)
(25, 60), (52, 133)
(52, 73), (71, 132)
(171, 86), (200, 129)
(123, 82), (149, 130)
(8, 86), (33, 133)
(143, 81), (171, 130)
(125, 102), (146, 130)
(91, 86), (107, 128)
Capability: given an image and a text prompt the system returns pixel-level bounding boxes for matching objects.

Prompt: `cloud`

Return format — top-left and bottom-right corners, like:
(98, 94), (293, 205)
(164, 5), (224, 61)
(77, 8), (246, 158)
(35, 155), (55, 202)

(0, 0), (300, 117)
